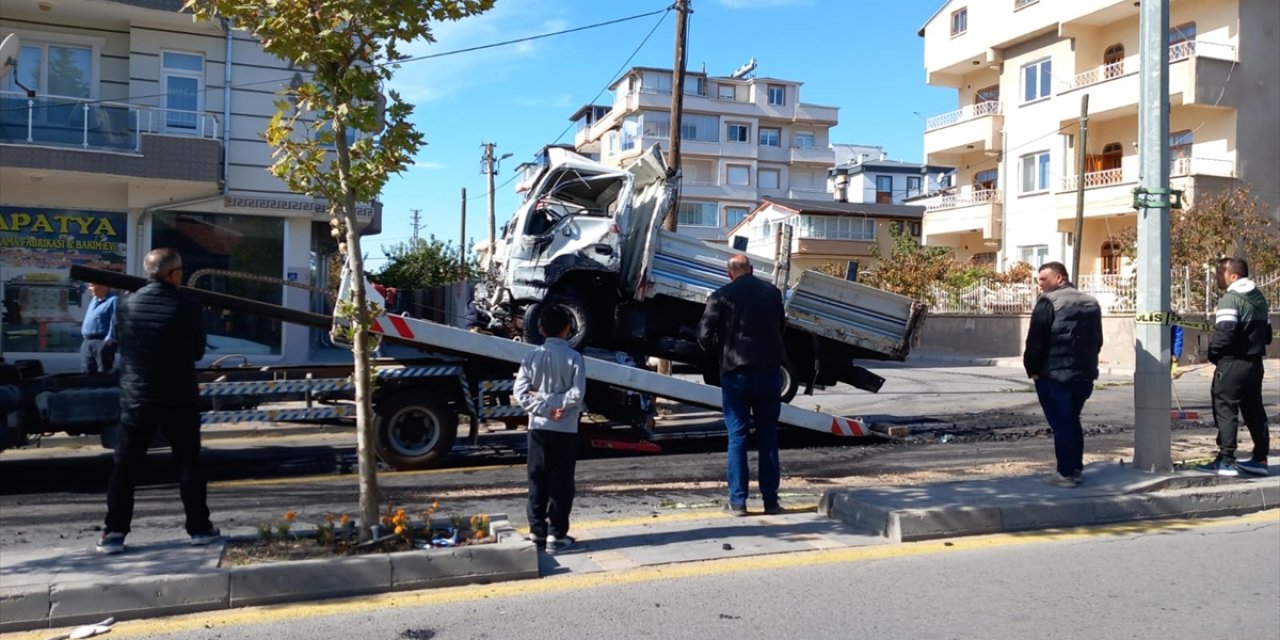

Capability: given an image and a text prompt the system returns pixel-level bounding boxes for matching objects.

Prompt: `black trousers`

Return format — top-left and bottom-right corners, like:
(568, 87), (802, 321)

(1211, 357), (1270, 463)
(527, 429), (578, 540)
(105, 404), (212, 536)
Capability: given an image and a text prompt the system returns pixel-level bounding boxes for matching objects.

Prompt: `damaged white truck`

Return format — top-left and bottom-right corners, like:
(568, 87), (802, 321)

(476, 145), (927, 402)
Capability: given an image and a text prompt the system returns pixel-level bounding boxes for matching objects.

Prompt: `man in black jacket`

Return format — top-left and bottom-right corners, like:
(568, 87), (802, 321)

(98, 248), (217, 554)
(1023, 262), (1103, 488)
(697, 254), (786, 516)
(1196, 257), (1273, 477)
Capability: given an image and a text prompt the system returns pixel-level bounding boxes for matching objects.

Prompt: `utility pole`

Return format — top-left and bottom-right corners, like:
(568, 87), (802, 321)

(663, 0), (690, 234)
(1071, 95), (1089, 283)
(460, 188), (467, 276)
(1133, 0), (1173, 472)
(410, 208), (422, 244)
(481, 142), (497, 266)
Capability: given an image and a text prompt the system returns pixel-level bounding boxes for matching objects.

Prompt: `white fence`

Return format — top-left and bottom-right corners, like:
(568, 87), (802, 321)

(928, 270), (1280, 316)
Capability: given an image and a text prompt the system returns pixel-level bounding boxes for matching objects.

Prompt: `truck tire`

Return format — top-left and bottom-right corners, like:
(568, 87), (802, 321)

(701, 363), (799, 403)
(523, 293), (592, 349)
(374, 392), (458, 470)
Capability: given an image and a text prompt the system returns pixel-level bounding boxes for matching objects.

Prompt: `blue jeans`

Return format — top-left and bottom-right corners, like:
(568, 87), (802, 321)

(721, 367), (782, 508)
(1034, 378), (1094, 477)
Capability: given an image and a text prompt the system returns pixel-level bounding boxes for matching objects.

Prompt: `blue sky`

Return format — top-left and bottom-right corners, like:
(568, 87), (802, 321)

(368, 0), (953, 269)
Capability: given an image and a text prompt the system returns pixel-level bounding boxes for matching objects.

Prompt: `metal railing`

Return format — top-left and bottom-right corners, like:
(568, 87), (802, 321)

(0, 91), (219, 152)
(927, 270), (1279, 316)
(1170, 156), (1235, 178)
(924, 188), (1001, 211)
(1014, 0), (1038, 8)
(924, 100), (1002, 132)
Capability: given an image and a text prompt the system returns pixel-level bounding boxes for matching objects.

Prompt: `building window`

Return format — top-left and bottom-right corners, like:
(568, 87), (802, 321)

(718, 83), (736, 100)
(726, 165), (750, 187)
(767, 84), (785, 106)
(685, 77), (705, 97)
(759, 127), (780, 147)
(642, 71), (673, 94)
(162, 51), (204, 133)
(1101, 241), (1122, 275)
(875, 176), (894, 203)
(677, 201), (718, 227)
(1014, 0), (1038, 9)
(759, 168), (780, 190)
(642, 111), (670, 137)
(950, 8), (968, 36)
(1019, 245), (1049, 268)
(1103, 44), (1125, 78)
(1169, 22), (1197, 58)
(727, 123), (750, 143)
(793, 132), (815, 148)
(975, 84), (999, 104)
(1020, 151), (1050, 193)
(798, 216), (876, 242)
(725, 207), (749, 229)
(906, 176), (922, 197)
(152, 212), (285, 354)
(974, 169), (998, 190)
(1170, 130), (1193, 174)
(5, 41), (93, 98)
(680, 114), (719, 142)
(620, 114), (640, 151)
(1022, 57), (1052, 102)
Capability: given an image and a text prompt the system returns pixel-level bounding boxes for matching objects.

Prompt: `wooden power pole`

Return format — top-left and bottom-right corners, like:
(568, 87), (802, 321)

(1071, 94), (1089, 284)
(481, 142), (497, 266)
(663, 0), (690, 234)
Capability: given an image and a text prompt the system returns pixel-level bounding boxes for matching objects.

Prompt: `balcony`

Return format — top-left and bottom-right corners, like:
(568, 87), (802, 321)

(922, 101), (1002, 164)
(1058, 41), (1238, 124)
(1054, 165), (1136, 221)
(789, 145), (834, 164)
(787, 186), (829, 200)
(0, 92), (223, 184)
(920, 187), (1002, 241)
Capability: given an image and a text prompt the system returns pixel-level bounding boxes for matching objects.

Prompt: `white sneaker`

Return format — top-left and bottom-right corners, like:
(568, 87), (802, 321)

(546, 535), (576, 554)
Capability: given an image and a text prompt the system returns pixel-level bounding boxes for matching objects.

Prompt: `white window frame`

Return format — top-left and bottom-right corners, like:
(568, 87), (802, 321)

(1020, 151), (1050, 193)
(1022, 57), (1052, 103)
(727, 122), (750, 143)
(717, 83), (736, 100)
(680, 114), (719, 142)
(793, 132), (815, 148)
(161, 50), (205, 134)
(767, 84), (785, 106)
(725, 206), (749, 229)
(758, 127), (780, 147)
(758, 168), (780, 190)
(726, 165), (751, 187)
(2, 30), (102, 99)
(677, 201), (718, 227)
(1020, 244), (1049, 268)
(950, 7), (968, 36)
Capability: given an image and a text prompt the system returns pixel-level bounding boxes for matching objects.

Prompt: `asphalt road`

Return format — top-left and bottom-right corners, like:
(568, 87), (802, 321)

(0, 362), (1272, 555)
(66, 513), (1280, 640)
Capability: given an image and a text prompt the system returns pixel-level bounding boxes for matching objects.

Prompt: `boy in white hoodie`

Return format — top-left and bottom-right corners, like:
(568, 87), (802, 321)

(514, 306), (586, 553)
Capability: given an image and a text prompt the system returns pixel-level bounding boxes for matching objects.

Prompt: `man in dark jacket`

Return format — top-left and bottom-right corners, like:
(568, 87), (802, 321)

(98, 248), (217, 554)
(1197, 257), (1272, 477)
(1024, 261), (1103, 488)
(697, 254), (786, 516)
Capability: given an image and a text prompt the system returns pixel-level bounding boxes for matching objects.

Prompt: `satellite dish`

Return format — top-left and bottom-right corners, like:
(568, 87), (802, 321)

(0, 33), (20, 81)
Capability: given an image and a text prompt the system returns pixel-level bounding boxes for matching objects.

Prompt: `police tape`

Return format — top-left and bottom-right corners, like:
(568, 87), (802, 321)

(1134, 310), (1214, 332)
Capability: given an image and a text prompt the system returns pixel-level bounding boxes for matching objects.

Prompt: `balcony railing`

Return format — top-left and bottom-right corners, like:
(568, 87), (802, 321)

(1060, 168), (1125, 192)
(924, 101), (1002, 132)
(0, 92), (219, 152)
(1171, 156), (1235, 178)
(1068, 41), (1237, 90)
(924, 188), (1001, 211)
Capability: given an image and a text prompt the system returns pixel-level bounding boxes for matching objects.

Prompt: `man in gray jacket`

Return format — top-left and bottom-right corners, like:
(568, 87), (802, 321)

(1024, 262), (1103, 488)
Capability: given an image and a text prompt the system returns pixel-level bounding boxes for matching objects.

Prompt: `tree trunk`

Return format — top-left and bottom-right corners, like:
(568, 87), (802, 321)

(335, 119), (380, 542)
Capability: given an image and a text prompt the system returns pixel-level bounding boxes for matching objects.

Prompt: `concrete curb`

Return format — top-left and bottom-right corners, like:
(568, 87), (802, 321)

(818, 470), (1279, 542)
(907, 352), (1137, 377)
(0, 515), (536, 633)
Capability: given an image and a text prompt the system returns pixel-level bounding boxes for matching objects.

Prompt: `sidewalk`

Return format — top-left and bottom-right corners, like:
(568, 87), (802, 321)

(3, 462), (1275, 634)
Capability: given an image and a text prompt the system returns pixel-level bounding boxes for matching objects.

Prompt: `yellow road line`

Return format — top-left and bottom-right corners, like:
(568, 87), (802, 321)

(14, 509), (1270, 640)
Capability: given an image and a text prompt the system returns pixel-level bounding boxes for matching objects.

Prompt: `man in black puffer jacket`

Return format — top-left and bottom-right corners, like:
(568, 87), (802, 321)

(1024, 261), (1104, 489)
(98, 248), (217, 555)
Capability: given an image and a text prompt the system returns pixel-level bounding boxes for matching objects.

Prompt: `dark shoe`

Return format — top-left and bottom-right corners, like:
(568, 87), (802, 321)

(1236, 458), (1269, 477)
(763, 503), (783, 515)
(725, 502), (748, 517)
(190, 527), (222, 546)
(96, 532), (125, 555)
(526, 532), (547, 550)
(1044, 472), (1081, 488)
(1193, 458), (1239, 477)
(1069, 471), (1084, 484)
(546, 535), (576, 555)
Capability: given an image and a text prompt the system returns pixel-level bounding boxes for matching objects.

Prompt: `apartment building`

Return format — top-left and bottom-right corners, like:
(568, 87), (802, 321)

(1, 0), (374, 371)
(916, 0), (1278, 274)
(729, 197), (925, 279)
(828, 156), (951, 205)
(568, 65), (839, 242)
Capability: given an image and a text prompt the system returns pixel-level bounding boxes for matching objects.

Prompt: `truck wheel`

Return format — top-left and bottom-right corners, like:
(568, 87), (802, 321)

(374, 393), (458, 470)
(523, 293), (592, 349)
(779, 361), (799, 403)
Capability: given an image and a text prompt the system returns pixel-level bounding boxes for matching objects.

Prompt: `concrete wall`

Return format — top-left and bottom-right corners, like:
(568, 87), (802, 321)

(919, 314), (1280, 367)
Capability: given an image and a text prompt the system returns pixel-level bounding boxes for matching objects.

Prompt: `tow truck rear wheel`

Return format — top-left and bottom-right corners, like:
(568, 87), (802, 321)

(373, 392), (458, 470)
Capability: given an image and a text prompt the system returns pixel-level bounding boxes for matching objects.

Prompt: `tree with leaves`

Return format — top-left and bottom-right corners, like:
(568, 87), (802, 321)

(1112, 183), (1280, 274)
(374, 235), (477, 290)
(186, 0), (495, 540)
